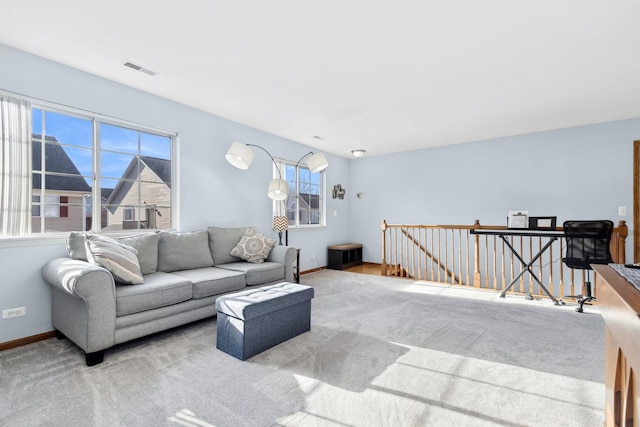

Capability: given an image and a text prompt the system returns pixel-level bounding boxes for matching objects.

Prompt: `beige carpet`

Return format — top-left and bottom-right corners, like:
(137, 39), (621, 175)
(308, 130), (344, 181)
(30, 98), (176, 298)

(0, 270), (604, 426)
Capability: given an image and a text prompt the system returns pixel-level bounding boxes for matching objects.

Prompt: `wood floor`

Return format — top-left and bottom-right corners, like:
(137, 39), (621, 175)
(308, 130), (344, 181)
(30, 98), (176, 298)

(301, 262), (382, 277)
(344, 262), (382, 275)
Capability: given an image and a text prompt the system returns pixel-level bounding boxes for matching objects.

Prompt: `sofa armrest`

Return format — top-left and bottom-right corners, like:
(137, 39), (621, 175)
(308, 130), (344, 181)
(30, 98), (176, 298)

(41, 257), (117, 353)
(267, 245), (298, 283)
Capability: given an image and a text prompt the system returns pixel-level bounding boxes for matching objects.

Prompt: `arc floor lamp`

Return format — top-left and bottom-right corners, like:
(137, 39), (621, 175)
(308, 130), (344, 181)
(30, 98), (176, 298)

(225, 142), (329, 244)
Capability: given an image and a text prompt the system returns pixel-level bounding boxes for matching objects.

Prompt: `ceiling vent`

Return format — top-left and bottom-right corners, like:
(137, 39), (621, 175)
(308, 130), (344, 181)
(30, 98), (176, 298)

(124, 61), (156, 76)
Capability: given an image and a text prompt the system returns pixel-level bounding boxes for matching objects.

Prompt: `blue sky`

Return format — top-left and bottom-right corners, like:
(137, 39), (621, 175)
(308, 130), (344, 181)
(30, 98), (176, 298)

(32, 108), (171, 188)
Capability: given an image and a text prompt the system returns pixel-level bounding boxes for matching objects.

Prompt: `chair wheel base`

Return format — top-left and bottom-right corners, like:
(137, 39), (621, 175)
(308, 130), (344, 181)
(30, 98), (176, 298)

(575, 307), (583, 313)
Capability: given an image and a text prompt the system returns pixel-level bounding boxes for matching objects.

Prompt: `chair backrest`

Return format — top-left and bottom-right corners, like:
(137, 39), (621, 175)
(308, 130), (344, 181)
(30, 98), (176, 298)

(563, 220), (614, 270)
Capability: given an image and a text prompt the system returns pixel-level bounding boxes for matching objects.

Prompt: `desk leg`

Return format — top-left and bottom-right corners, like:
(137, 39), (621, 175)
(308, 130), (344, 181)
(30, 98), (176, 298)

(499, 236), (560, 305)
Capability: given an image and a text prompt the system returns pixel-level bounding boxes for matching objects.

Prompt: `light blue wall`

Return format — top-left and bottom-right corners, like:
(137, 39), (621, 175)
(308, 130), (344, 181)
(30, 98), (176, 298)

(350, 119), (639, 263)
(0, 44), (350, 343)
(1, 43), (638, 344)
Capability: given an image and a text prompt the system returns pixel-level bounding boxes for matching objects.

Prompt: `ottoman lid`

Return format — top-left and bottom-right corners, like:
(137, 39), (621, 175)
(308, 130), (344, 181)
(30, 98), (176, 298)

(216, 282), (314, 320)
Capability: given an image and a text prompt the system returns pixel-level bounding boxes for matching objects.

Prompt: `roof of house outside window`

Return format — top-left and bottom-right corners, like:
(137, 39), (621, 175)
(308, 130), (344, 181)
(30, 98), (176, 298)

(32, 135), (91, 192)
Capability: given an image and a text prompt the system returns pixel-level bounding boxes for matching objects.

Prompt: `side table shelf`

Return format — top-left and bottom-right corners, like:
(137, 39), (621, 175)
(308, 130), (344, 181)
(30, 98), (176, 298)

(327, 243), (363, 270)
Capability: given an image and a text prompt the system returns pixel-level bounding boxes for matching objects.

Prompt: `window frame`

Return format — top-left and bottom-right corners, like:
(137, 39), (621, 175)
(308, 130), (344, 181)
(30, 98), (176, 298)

(0, 91), (178, 239)
(274, 158), (326, 229)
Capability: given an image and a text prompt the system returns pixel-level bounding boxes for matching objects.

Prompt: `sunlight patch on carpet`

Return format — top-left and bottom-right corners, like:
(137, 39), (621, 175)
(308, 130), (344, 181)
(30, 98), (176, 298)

(277, 343), (603, 427)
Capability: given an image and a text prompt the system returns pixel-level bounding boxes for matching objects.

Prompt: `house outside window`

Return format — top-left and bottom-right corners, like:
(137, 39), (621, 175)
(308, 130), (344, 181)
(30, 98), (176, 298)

(0, 98), (176, 237)
(274, 159), (325, 228)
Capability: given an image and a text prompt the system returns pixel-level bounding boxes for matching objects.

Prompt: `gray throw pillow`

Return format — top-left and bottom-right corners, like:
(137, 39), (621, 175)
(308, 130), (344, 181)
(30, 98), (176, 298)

(207, 226), (247, 265)
(157, 230), (214, 272)
(84, 234), (144, 284)
(230, 227), (277, 264)
(119, 233), (159, 275)
(66, 232), (88, 261)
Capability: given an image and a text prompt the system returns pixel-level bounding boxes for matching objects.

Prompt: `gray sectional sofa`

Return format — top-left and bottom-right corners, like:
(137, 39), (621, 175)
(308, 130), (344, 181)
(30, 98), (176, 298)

(41, 226), (297, 366)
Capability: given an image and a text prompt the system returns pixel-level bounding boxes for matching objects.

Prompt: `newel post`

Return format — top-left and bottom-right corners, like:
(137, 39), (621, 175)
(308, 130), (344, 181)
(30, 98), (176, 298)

(381, 220), (388, 276)
(473, 220), (481, 287)
(617, 220), (628, 264)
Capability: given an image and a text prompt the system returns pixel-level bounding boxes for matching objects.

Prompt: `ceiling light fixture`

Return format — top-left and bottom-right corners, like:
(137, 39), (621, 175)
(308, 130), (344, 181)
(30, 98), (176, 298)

(351, 149), (366, 158)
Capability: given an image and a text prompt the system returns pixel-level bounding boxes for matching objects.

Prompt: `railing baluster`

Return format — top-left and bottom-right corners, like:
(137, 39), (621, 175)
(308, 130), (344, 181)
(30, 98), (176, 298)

(559, 238), (564, 297)
(484, 235), (489, 288)
(500, 237), (506, 291)
(458, 230), (463, 285)
(464, 230), (469, 286)
(492, 236), (497, 290)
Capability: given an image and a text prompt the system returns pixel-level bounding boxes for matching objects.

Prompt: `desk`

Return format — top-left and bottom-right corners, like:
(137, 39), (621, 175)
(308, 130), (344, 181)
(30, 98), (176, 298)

(593, 264), (640, 426)
(470, 228), (565, 304)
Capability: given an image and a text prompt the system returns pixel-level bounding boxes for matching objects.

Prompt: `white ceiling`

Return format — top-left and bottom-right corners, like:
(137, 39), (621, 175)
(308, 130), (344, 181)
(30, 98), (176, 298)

(2, 1), (640, 158)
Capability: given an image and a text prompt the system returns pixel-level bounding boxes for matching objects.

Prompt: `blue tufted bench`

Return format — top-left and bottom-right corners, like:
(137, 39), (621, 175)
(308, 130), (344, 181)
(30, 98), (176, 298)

(215, 282), (314, 360)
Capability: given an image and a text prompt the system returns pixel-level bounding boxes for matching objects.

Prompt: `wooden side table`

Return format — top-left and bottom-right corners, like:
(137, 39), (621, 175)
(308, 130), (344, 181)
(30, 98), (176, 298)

(327, 243), (362, 270)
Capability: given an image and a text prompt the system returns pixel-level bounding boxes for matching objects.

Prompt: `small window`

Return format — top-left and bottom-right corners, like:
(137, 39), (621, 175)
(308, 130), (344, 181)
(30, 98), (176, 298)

(274, 159), (325, 228)
(123, 207), (135, 221)
(32, 195), (61, 218)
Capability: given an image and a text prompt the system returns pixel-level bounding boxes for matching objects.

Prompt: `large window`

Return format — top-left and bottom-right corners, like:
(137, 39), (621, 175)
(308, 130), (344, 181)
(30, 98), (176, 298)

(13, 102), (174, 235)
(275, 159), (325, 227)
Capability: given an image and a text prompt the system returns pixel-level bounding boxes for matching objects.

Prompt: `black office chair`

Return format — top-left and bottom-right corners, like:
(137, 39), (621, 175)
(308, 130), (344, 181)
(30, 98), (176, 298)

(562, 220), (614, 312)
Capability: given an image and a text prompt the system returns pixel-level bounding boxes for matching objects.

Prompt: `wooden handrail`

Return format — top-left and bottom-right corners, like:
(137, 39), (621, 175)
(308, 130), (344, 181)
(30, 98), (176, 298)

(382, 219), (628, 299)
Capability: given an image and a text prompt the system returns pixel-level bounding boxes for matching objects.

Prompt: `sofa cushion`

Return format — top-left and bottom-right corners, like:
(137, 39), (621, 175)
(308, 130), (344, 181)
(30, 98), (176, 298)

(207, 226), (247, 265)
(66, 232), (88, 261)
(230, 227), (277, 264)
(171, 267), (246, 299)
(115, 272), (192, 316)
(84, 234), (144, 285)
(157, 230), (214, 272)
(119, 233), (159, 275)
(217, 261), (285, 286)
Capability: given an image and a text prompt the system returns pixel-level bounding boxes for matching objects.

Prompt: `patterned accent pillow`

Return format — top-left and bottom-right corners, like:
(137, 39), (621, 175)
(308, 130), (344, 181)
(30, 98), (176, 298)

(85, 234), (144, 284)
(229, 227), (277, 264)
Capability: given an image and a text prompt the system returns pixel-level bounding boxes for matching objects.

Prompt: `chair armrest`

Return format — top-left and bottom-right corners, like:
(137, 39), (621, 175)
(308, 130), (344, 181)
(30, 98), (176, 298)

(41, 257), (117, 353)
(267, 246), (297, 283)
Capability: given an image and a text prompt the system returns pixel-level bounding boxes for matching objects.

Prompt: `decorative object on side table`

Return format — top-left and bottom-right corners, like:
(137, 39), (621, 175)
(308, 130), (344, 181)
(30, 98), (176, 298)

(272, 215), (288, 245)
(272, 198), (288, 245)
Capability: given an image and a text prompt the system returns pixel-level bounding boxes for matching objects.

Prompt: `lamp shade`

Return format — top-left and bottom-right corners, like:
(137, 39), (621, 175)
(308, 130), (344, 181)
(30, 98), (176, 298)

(306, 152), (329, 172)
(268, 178), (288, 200)
(225, 142), (255, 170)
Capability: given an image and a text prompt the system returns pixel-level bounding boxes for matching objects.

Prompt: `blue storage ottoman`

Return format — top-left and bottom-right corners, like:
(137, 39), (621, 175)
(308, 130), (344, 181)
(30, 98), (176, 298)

(215, 282), (314, 360)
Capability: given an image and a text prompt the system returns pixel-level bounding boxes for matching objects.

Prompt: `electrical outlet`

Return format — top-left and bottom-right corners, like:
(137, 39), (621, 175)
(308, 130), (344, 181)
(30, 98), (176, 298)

(2, 306), (26, 319)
